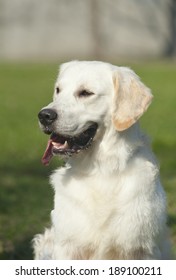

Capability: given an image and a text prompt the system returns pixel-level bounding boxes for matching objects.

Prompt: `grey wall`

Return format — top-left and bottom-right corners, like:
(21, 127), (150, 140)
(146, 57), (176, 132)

(0, 0), (172, 61)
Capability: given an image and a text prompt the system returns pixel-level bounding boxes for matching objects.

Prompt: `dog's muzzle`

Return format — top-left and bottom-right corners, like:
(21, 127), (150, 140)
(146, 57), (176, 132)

(38, 108), (98, 166)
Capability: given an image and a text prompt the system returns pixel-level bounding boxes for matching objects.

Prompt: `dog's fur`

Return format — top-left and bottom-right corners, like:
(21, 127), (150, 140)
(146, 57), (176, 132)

(33, 61), (170, 259)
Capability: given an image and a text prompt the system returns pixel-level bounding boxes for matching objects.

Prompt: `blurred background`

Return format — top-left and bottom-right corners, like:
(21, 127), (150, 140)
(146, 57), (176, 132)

(0, 0), (176, 61)
(0, 0), (176, 259)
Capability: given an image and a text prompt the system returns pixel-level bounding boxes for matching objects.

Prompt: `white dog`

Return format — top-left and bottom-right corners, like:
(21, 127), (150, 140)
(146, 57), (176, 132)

(33, 61), (170, 259)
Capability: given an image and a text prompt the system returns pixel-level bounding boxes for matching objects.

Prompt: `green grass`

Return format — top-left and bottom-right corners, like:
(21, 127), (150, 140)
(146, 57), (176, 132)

(0, 62), (175, 259)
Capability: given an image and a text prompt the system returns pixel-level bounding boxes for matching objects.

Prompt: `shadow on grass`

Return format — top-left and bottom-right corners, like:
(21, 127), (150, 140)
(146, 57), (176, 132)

(0, 235), (33, 260)
(168, 214), (176, 228)
(0, 157), (61, 260)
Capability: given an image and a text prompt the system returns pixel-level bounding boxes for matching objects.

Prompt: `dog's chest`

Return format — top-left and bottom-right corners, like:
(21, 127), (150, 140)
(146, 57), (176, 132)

(51, 169), (120, 241)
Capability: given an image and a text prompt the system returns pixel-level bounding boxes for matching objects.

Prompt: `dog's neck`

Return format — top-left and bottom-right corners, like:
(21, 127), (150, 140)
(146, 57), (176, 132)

(67, 123), (145, 176)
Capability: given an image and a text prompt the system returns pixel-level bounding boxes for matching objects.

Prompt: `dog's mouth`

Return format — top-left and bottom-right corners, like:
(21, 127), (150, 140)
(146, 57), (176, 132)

(42, 123), (98, 165)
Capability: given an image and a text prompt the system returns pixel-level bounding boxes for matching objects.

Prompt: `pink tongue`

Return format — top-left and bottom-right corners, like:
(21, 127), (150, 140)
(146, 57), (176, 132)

(42, 139), (53, 166)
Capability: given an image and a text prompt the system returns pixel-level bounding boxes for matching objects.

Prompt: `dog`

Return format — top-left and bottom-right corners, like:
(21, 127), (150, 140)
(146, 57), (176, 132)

(33, 60), (170, 259)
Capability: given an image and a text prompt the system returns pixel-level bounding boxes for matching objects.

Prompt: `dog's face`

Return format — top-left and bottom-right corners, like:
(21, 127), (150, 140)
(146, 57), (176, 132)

(38, 61), (153, 165)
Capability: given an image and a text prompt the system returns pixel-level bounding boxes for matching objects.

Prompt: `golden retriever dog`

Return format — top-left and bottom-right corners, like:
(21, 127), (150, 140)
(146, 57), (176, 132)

(33, 61), (170, 259)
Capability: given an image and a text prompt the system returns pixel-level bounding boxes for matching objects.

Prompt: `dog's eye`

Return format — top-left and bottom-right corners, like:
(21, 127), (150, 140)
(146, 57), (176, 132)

(78, 90), (94, 98)
(55, 87), (60, 94)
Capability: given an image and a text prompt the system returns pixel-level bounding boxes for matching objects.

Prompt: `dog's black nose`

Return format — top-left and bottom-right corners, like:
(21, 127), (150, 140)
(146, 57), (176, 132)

(38, 109), (57, 125)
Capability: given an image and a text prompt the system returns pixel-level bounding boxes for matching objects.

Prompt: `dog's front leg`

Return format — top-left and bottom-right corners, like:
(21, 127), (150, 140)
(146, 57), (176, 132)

(33, 227), (72, 260)
(33, 228), (55, 260)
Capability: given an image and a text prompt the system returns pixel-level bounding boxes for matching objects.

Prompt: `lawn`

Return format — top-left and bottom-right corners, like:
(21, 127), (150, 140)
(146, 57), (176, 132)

(0, 62), (175, 259)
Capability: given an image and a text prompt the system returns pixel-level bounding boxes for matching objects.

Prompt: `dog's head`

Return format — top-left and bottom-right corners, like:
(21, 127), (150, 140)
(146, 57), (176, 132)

(38, 61), (153, 165)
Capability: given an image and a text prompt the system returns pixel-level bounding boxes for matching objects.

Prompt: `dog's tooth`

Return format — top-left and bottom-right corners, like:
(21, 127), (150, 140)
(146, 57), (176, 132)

(52, 142), (61, 149)
(63, 141), (68, 149)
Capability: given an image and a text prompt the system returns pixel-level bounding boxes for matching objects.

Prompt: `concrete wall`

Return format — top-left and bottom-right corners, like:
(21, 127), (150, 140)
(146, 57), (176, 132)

(0, 0), (171, 61)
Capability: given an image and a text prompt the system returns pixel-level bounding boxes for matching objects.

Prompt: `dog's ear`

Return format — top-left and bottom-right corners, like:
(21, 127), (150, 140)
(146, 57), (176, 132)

(112, 67), (153, 131)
